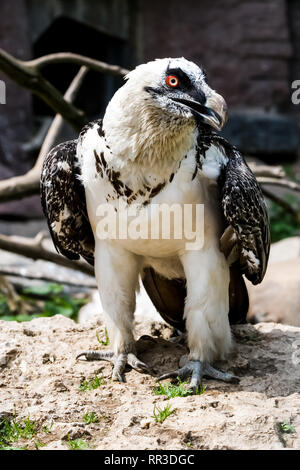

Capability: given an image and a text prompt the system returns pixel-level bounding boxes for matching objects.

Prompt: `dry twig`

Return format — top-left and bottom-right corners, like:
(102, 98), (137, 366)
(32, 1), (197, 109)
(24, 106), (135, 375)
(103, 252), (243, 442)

(0, 66), (88, 204)
(0, 266), (96, 288)
(0, 232), (94, 277)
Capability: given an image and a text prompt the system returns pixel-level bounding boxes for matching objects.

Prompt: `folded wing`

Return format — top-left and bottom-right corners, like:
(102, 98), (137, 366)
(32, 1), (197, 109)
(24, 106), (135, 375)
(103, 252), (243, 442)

(40, 140), (95, 266)
(216, 138), (270, 285)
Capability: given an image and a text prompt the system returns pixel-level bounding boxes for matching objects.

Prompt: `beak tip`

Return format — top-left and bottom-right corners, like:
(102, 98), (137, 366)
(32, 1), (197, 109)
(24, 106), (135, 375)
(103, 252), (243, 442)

(207, 93), (228, 131)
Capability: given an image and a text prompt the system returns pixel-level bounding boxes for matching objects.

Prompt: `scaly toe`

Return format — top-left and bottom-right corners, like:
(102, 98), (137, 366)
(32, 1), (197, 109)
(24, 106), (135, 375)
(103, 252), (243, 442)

(112, 353), (127, 382)
(76, 350), (115, 362)
(204, 363), (240, 383)
(156, 359), (239, 393)
(127, 353), (150, 372)
(76, 349), (150, 382)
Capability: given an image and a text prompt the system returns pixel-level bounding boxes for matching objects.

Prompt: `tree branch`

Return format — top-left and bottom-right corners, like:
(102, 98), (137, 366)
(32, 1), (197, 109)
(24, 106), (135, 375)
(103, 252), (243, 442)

(0, 49), (129, 130)
(258, 177), (300, 192)
(0, 266), (97, 288)
(248, 162), (286, 179)
(28, 52), (129, 77)
(262, 188), (299, 217)
(0, 48), (87, 130)
(0, 66), (88, 204)
(0, 232), (94, 277)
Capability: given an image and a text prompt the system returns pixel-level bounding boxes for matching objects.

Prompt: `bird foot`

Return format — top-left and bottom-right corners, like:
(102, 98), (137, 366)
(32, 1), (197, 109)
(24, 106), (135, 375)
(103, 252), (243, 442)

(76, 350), (150, 382)
(157, 359), (239, 394)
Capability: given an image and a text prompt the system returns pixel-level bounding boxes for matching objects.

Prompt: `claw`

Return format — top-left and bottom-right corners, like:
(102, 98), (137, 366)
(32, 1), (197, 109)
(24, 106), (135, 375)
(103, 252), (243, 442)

(76, 350), (115, 362)
(112, 353), (127, 382)
(157, 359), (239, 393)
(127, 353), (149, 372)
(204, 363), (240, 383)
(189, 361), (203, 392)
(156, 370), (179, 381)
(76, 349), (150, 382)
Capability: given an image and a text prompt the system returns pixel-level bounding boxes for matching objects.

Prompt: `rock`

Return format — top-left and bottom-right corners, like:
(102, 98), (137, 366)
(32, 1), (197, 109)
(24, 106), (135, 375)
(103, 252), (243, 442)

(220, 110), (299, 157)
(78, 280), (163, 324)
(53, 380), (69, 393)
(140, 418), (151, 429)
(247, 257), (300, 326)
(0, 315), (300, 449)
(0, 341), (19, 367)
(247, 237), (300, 326)
(268, 237), (300, 264)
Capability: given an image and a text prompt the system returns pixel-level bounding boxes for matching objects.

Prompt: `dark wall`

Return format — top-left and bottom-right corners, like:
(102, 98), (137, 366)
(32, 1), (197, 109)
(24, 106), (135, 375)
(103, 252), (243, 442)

(0, 0), (32, 179)
(140, 0), (294, 114)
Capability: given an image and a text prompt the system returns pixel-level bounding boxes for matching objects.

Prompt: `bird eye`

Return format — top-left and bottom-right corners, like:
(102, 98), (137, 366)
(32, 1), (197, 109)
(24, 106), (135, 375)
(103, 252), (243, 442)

(166, 75), (179, 88)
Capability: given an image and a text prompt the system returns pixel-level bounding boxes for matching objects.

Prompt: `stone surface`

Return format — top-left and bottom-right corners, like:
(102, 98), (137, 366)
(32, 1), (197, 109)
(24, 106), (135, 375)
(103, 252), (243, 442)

(247, 238), (300, 326)
(220, 110), (300, 156)
(268, 236), (300, 264)
(0, 315), (300, 450)
(247, 258), (300, 326)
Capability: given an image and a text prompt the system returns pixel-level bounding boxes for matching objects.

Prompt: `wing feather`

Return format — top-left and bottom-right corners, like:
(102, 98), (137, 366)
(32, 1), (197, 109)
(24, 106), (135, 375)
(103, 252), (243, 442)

(40, 140), (95, 266)
(216, 138), (270, 284)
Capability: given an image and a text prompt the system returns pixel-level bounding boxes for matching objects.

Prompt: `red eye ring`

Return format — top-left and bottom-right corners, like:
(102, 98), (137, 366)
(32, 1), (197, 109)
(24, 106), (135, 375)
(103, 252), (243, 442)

(166, 75), (179, 88)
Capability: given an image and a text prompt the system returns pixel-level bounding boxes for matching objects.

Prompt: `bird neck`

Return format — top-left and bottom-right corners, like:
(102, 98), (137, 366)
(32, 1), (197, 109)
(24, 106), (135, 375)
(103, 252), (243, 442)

(103, 102), (197, 175)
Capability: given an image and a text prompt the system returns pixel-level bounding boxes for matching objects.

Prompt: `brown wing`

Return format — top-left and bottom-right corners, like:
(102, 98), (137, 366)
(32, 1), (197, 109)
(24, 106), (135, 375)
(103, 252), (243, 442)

(218, 143), (270, 285)
(142, 266), (248, 330)
(40, 140), (95, 266)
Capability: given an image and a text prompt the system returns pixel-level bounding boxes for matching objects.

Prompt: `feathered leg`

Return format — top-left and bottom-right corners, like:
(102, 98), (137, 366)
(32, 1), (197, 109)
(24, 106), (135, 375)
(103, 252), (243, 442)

(77, 241), (150, 381)
(157, 247), (239, 392)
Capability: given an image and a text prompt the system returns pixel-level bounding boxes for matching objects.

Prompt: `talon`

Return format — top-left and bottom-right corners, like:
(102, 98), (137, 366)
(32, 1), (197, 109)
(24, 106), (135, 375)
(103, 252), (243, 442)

(76, 350), (115, 362)
(112, 368), (125, 382)
(76, 349), (150, 382)
(203, 363), (240, 383)
(127, 353), (149, 371)
(76, 352), (88, 361)
(157, 359), (239, 393)
(156, 370), (179, 382)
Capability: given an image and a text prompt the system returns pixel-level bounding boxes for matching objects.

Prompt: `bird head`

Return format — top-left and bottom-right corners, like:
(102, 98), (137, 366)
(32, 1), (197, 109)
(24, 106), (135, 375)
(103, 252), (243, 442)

(103, 58), (227, 165)
(124, 57), (227, 131)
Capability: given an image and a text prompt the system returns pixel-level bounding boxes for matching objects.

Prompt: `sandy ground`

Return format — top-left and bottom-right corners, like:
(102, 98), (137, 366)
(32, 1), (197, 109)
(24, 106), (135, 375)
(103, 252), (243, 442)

(0, 314), (300, 450)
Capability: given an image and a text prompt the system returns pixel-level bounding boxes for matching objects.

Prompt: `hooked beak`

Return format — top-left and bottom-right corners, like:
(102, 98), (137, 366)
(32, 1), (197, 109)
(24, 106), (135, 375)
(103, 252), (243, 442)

(172, 91), (228, 131)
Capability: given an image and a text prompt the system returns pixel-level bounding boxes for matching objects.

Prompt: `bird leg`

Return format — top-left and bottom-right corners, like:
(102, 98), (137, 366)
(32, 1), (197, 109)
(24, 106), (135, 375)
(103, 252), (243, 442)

(171, 249), (240, 393)
(76, 350), (150, 382)
(78, 242), (151, 382)
(157, 358), (239, 393)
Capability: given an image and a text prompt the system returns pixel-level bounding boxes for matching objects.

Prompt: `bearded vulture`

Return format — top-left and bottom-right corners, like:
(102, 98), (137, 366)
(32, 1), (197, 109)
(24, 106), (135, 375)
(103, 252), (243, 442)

(41, 58), (270, 392)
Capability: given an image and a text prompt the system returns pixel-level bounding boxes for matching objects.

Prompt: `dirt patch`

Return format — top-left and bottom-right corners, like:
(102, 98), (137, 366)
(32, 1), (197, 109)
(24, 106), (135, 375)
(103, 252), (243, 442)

(0, 315), (299, 450)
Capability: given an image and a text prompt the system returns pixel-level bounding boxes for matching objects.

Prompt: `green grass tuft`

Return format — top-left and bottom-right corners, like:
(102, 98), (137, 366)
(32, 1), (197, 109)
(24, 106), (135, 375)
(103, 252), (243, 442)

(42, 422), (54, 434)
(66, 435), (90, 450)
(154, 381), (192, 398)
(0, 413), (38, 448)
(83, 412), (99, 424)
(280, 420), (296, 434)
(152, 403), (176, 423)
(154, 380), (205, 398)
(34, 440), (46, 450)
(96, 328), (110, 346)
(79, 375), (105, 392)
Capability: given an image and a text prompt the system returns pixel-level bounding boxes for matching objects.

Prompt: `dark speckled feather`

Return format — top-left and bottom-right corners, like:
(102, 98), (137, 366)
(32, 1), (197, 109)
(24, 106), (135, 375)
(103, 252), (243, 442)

(197, 132), (270, 285)
(40, 140), (95, 266)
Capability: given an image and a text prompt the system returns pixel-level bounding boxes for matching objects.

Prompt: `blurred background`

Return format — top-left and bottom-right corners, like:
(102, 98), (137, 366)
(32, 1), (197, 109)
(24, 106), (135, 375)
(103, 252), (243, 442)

(0, 0), (299, 326)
